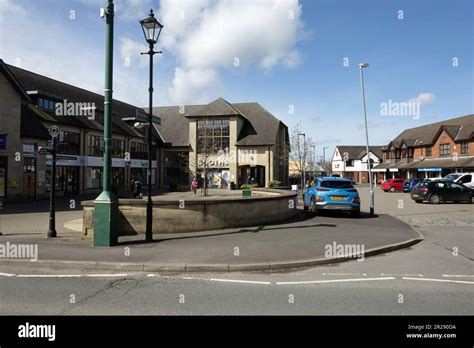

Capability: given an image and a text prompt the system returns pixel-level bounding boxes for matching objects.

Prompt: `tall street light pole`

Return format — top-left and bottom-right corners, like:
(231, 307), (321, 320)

(47, 125), (59, 238)
(94, 0), (118, 246)
(140, 9), (163, 242)
(359, 63), (374, 216)
(311, 145), (316, 175)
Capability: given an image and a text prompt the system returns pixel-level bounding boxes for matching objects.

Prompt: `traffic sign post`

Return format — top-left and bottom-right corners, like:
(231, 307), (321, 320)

(45, 125), (59, 238)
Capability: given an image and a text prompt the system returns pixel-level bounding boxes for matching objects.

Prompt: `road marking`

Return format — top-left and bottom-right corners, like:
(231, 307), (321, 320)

(442, 275), (474, 278)
(0, 272), (16, 277)
(209, 278), (271, 285)
(403, 277), (474, 285)
(381, 273), (424, 277)
(322, 273), (367, 276)
(276, 277), (395, 285)
(85, 273), (130, 277)
(17, 274), (82, 278)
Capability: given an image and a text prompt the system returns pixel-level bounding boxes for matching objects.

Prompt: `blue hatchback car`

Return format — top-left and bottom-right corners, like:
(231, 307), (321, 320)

(303, 177), (361, 217)
(402, 178), (422, 192)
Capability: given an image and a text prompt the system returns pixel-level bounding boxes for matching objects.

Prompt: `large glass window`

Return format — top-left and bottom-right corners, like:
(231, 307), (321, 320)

(197, 119), (230, 154)
(111, 139), (125, 158)
(460, 142), (469, 154)
(164, 151), (189, 185)
(52, 131), (80, 155)
(88, 135), (104, 157)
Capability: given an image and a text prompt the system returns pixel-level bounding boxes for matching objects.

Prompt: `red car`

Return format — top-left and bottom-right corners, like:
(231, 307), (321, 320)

(382, 178), (405, 192)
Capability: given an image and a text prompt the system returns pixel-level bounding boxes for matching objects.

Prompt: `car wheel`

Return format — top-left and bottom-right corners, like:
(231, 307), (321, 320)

(470, 196), (474, 204)
(310, 197), (318, 216)
(350, 210), (360, 218)
(429, 194), (440, 204)
(389, 187), (396, 192)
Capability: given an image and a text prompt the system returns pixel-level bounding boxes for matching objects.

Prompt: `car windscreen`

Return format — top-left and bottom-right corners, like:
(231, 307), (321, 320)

(320, 181), (353, 189)
(444, 174), (461, 180)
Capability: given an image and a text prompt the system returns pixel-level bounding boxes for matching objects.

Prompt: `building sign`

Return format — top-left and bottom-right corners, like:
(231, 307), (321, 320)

(22, 143), (36, 155)
(0, 135), (7, 150)
(418, 168), (442, 172)
(47, 155), (85, 166)
(197, 159), (230, 167)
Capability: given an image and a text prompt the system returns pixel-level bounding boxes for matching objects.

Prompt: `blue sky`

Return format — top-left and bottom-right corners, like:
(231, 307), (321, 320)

(0, 0), (472, 160)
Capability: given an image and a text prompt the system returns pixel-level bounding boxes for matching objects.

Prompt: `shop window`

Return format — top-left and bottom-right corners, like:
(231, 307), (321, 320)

(197, 119), (230, 154)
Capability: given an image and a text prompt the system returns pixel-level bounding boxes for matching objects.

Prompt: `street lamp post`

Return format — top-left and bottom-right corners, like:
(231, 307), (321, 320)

(359, 63), (374, 216)
(94, 0), (119, 247)
(47, 126), (58, 238)
(140, 9), (163, 242)
(311, 145), (316, 175)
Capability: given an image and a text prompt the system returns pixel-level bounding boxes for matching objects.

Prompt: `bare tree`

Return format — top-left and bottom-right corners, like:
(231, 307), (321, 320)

(180, 118), (218, 196)
(289, 122), (315, 186)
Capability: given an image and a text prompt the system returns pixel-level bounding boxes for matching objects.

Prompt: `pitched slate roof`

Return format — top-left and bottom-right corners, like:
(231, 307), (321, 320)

(335, 145), (383, 160)
(151, 98), (286, 147)
(20, 104), (50, 139)
(187, 97), (242, 117)
(390, 114), (474, 147)
(5, 63), (160, 141)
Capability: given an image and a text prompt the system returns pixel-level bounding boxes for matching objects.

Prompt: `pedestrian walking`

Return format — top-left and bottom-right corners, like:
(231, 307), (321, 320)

(191, 177), (198, 195)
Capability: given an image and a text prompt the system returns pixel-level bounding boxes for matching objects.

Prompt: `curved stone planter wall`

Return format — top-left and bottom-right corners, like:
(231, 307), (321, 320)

(81, 189), (297, 236)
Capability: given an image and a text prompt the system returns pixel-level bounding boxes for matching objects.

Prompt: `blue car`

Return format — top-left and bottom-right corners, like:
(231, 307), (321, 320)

(303, 177), (361, 217)
(402, 178), (422, 192)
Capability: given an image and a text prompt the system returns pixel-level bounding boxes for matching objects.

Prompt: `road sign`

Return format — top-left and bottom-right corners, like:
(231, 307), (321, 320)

(38, 146), (54, 155)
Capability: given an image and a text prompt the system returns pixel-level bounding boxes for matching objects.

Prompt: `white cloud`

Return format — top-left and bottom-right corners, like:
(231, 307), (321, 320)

(407, 92), (435, 106)
(169, 67), (221, 104)
(158, 0), (304, 104)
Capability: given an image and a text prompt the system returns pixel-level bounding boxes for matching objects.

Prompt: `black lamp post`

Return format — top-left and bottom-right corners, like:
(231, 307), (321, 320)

(140, 9), (163, 242)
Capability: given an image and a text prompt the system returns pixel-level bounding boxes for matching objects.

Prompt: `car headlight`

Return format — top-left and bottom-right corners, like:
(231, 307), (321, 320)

(315, 195), (325, 202)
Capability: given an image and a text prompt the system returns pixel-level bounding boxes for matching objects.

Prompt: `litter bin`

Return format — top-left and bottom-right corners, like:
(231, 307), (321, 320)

(242, 188), (251, 197)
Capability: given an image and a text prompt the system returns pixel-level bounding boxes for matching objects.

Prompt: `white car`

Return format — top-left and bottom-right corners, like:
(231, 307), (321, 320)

(443, 172), (474, 189)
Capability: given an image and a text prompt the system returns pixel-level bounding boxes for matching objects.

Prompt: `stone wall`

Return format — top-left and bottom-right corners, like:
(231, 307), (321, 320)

(82, 188), (297, 236)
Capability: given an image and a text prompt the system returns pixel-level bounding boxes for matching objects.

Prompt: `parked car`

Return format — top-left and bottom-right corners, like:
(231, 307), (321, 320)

(443, 172), (474, 189)
(402, 178), (423, 192)
(381, 178), (405, 192)
(343, 177), (356, 185)
(411, 180), (474, 204)
(303, 177), (360, 217)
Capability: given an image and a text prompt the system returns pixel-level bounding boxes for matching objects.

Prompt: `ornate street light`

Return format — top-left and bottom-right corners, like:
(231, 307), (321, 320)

(140, 9), (163, 242)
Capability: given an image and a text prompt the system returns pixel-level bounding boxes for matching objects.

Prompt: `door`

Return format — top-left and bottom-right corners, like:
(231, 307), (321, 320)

(23, 173), (36, 200)
(448, 182), (469, 202)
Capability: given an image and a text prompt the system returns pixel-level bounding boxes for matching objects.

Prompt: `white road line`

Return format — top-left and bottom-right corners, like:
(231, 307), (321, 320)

(322, 273), (367, 276)
(0, 272), (16, 277)
(85, 274), (130, 277)
(276, 277), (395, 285)
(381, 273), (424, 277)
(209, 278), (271, 285)
(17, 274), (82, 278)
(442, 275), (474, 278)
(403, 277), (474, 285)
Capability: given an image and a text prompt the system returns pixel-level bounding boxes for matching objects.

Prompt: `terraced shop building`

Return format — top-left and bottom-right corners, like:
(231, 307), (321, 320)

(374, 114), (474, 180)
(0, 60), (163, 203)
(0, 60), (289, 202)
(151, 98), (290, 189)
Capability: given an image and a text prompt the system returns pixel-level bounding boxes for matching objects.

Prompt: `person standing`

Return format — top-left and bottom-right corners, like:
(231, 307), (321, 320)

(191, 177), (198, 195)
(133, 178), (142, 199)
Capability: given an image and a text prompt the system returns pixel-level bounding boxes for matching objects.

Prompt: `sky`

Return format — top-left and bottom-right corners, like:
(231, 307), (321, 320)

(0, 0), (472, 160)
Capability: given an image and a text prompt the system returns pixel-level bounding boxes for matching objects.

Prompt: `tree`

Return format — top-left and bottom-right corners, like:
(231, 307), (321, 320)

(289, 122), (315, 187)
(180, 118), (223, 196)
